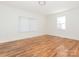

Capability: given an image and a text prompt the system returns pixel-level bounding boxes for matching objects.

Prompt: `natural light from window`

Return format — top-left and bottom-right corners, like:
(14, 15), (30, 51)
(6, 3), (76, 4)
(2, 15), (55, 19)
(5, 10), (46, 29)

(18, 16), (39, 33)
(57, 16), (66, 30)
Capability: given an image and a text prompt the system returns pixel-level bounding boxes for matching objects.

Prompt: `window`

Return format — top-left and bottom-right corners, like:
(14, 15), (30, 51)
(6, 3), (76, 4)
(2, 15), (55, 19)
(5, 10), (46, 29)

(57, 16), (66, 30)
(18, 16), (38, 32)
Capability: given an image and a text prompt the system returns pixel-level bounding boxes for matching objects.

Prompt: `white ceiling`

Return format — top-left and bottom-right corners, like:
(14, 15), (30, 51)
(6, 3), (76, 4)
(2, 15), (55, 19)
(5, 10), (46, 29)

(0, 1), (79, 15)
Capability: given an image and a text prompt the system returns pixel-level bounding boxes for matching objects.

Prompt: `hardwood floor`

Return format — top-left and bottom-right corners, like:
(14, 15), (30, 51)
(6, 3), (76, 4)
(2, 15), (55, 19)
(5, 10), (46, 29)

(0, 35), (79, 57)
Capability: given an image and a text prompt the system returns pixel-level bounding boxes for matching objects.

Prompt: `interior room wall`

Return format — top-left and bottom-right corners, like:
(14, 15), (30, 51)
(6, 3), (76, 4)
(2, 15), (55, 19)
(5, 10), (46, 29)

(0, 5), (46, 43)
(47, 7), (79, 40)
(0, 4), (79, 43)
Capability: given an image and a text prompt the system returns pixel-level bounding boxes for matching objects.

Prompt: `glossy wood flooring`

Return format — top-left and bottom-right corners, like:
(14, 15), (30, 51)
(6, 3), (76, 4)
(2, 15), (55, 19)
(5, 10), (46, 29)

(0, 35), (79, 57)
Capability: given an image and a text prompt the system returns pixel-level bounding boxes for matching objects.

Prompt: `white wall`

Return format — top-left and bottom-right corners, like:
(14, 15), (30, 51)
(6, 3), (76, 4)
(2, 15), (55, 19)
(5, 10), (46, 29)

(1, 4), (79, 43)
(0, 5), (46, 43)
(47, 7), (79, 40)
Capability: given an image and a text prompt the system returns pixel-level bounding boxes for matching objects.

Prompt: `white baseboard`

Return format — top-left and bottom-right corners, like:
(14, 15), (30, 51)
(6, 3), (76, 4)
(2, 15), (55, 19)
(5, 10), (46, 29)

(49, 34), (79, 40)
(0, 34), (46, 43)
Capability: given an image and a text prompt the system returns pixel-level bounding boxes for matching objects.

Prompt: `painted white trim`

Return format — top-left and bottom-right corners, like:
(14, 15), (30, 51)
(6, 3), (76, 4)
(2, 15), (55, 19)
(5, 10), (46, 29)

(49, 34), (79, 40)
(0, 34), (46, 43)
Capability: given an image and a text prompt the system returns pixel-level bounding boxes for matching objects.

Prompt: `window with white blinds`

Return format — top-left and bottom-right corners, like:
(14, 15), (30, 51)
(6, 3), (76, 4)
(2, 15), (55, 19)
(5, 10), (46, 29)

(57, 16), (66, 30)
(18, 16), (39, 32)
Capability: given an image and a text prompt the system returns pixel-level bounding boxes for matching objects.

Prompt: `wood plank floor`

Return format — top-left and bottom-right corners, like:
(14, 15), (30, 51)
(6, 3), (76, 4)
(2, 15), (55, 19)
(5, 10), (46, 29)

(0, 35), (79, 57)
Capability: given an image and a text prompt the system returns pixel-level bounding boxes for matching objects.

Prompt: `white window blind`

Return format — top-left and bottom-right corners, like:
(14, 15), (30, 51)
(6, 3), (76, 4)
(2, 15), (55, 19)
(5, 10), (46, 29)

(57, 16), (66, 30)
(18, 16), (38, 32)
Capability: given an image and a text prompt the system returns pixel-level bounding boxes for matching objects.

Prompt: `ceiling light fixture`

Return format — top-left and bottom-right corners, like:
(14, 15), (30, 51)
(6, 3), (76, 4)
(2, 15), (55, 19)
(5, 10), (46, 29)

(38, 1), (46, 6)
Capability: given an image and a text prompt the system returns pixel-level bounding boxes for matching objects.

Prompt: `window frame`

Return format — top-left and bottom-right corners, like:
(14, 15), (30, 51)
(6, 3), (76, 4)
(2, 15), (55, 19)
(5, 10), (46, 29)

(18, 16), (38, 33)
(57, 16), (66, 30)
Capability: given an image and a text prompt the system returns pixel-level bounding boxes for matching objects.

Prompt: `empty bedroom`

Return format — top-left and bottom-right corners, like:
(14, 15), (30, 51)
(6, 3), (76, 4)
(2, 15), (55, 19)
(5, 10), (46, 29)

(0, 0), (79, 57)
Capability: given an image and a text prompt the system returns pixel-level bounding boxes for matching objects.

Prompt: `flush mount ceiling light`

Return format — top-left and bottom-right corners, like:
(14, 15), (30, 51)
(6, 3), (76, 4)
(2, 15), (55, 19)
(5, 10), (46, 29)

(38, 1), (46, 6)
